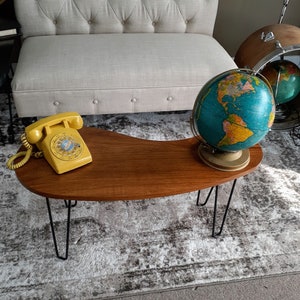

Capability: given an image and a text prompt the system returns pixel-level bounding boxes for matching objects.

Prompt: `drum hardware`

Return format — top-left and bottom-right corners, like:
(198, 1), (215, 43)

(260, 31), (284, 62)
(261, 31), (275, 42)
(275, 40), (284, 51)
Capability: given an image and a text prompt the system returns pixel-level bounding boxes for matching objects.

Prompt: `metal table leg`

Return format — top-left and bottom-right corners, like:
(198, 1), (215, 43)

(45, 179), (237, 258)
(196, 179), (237, 237)
(46, 198), (77, 260)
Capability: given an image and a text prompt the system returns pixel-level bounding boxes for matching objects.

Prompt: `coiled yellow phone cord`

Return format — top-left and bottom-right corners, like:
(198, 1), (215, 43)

(6, 133), (43, 170)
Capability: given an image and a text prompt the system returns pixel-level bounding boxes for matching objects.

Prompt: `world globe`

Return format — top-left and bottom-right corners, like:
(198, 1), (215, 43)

(261, 60), (300, 105)
(191, 69), (275, 171)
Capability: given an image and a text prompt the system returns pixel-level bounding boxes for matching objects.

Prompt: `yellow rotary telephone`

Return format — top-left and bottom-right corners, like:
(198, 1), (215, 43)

(7, 112), (92, 174)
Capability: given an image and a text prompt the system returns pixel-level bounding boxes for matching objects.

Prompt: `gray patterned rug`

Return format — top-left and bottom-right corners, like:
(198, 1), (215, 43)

(0, 95), (300, 300)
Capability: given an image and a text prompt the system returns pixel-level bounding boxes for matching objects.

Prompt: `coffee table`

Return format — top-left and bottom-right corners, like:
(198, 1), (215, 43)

(15, 127), (263, 259)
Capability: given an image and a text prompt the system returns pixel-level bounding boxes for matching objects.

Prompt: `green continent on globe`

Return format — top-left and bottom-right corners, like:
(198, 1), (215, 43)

(216, 73), (258, 147)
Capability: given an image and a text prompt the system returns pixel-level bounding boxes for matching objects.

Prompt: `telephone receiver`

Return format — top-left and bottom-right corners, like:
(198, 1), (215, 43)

(7, 112), (92, 174)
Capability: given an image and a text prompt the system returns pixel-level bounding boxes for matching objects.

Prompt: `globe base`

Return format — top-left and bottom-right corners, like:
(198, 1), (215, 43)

(198, 144), (250, 171)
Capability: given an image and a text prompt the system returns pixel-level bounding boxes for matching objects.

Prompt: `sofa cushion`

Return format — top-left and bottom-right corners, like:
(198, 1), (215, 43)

(14, 0), (219, 37)
(12, 33), (236, 117)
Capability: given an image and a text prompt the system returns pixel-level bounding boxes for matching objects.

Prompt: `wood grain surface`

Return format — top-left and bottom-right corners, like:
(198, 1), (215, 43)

(15, 127), (263, 201)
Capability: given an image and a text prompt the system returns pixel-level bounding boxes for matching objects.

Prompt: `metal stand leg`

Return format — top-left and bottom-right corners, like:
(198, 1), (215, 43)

(46, 198), (75, 260)
(196, 179), (237, 237)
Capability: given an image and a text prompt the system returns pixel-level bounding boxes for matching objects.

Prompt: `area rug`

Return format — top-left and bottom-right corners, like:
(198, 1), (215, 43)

(0, 95), (299, 299)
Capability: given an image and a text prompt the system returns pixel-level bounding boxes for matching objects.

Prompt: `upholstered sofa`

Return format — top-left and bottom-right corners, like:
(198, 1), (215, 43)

(12, 0), (236, 118)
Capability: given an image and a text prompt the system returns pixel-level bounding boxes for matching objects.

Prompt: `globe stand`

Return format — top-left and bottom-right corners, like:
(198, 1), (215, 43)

(198, 144), (250, 171)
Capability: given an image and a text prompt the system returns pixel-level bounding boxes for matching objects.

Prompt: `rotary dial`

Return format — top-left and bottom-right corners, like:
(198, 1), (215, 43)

(51, 133), (83, 161)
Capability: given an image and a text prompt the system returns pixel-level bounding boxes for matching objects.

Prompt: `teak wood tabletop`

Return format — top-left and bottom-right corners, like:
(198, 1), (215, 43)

(15, 127), (263, 201)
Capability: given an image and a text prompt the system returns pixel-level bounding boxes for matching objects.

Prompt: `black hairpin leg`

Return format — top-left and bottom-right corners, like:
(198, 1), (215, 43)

(46, 198), (77, 260)
(64, 199), (78, 208)
(196, 179), (237, 237)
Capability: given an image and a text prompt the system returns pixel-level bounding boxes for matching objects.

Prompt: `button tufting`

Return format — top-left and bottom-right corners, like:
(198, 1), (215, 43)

(53, 20), (57, 25)
(167, 96), (173, 101)
(93, 99), (99, 104)
(88, 19), (92, 24)
(53, 101), (60, 106)
(152, 21), (156, 26)
(131, 98), (137, 103)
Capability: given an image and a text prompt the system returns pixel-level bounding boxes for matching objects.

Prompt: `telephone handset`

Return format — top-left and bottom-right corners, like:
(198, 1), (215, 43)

(7, 112), (92, 174)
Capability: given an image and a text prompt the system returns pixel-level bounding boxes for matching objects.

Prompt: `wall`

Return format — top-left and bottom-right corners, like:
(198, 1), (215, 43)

(214, 0), (300, 57)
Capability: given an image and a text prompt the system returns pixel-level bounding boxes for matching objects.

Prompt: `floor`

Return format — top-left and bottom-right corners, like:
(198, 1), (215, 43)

(116, 273), (300, 300)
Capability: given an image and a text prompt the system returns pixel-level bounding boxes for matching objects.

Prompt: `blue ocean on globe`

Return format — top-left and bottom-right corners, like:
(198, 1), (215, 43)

(192, 69), (275, 152)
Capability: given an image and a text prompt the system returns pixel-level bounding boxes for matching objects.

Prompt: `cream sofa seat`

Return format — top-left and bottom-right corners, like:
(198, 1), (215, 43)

(12, 0), (237, 117)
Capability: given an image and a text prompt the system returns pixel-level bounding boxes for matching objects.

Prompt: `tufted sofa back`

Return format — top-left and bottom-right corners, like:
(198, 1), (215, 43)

(14, 0), (219, 38)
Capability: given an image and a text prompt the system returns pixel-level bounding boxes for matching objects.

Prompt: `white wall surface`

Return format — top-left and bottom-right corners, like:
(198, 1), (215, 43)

(214, 0), (300, 56)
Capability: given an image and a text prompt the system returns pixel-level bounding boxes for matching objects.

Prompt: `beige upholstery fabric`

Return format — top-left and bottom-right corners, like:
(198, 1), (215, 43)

(14, 0), (219, 37)
(12, 0), (237, 117)
(12, 34), (236, 117)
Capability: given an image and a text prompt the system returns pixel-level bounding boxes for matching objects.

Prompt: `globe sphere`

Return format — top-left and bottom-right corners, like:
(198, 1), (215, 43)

(191, 69), (275, 153)
(261, 60), (300, 105)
